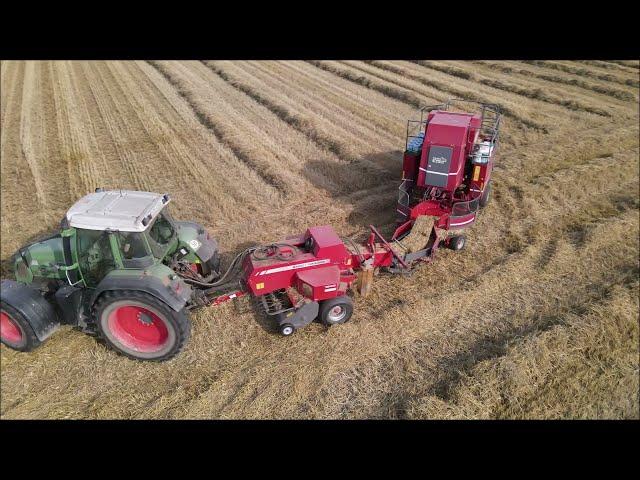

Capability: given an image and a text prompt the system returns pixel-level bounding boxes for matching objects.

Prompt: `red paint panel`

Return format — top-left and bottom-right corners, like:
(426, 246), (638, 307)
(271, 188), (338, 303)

(418, 112), (474, 192)
(296, 265), (341, 301)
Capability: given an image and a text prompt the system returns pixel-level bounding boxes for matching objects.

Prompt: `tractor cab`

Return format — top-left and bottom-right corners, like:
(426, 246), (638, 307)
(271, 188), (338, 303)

(63, 190), (177, 285)
(13, 189), (220, 290)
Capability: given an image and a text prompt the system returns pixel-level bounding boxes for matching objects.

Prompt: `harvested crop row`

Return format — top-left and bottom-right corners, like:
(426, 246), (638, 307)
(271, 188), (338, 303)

(0, 62), (48, 259)
(404, 277), (640, 419)
(306, 60), (438, 109)
(1, 61), (637, 420)
(435, 60), (616, 117)
(147, 61), (288, 197)
(343, 60), (553, 133)
(93, 140), (638, 418)
(384, 60), (602, 127)
(204, 60), (400, 177)
(578, 60), (640, 74)
(472, 61), (637, 102)
(229, 61), (406, 144)
(285, 61), (415, 136)
(563, 60), (640, 84)
(519, 60), (640, 88)
(102, 62), (251, 225)
(416, 60), (627, 115)
(323, 217), (639, 419)
(148, 61), (369, 198)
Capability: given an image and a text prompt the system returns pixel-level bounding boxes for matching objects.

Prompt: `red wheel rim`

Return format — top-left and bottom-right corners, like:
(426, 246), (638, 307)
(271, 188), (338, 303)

(107, 305), (169, 353)
(1, 310), (23, 344)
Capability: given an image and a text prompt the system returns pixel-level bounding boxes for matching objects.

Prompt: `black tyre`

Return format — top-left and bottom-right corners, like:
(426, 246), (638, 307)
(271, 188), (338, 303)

(449, 235), (466, 251)
(319, 295), (354, 326)
(479, 181), (492, 208)
(93, 290), (190, 361)
(280, 323), (295, 336)
(0, 302), (41, 352)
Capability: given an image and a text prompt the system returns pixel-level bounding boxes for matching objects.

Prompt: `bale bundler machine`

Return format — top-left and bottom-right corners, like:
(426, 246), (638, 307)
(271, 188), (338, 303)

(1, 100), (501, 361)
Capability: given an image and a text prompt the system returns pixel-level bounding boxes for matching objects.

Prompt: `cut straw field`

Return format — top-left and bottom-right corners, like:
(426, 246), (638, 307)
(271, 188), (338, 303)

(1, 60), (638, 419)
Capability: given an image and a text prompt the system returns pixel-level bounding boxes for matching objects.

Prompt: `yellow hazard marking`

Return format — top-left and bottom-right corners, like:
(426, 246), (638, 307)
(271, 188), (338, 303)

(473, 166), (480, 182)
(256, 282), (264, 290)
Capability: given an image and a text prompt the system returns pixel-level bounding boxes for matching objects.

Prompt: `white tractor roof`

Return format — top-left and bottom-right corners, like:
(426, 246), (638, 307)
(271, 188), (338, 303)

(66, 190), (171, 232)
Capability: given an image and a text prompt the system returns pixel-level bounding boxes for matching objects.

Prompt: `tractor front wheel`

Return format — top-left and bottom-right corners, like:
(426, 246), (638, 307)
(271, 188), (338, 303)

(319, 296), (354, 326)
(94, 291), (190, 361)
(0, 303), (41, 352)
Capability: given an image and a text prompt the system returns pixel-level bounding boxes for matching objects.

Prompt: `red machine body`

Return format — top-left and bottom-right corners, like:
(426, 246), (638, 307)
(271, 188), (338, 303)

(243, 226), (355, 300)
(204, 100), (501, 337)
(395, 101), (500, 240)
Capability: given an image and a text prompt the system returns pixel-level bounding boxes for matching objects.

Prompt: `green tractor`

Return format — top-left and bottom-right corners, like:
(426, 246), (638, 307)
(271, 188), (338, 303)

(1, 189), (221, 361)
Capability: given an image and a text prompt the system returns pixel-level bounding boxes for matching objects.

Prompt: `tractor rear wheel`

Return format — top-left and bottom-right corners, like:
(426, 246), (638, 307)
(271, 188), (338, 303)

(94, 291), (190, 361)
(479, 181), (492, 208)
(319, 296), (354, 326)
(0, 302), (41, 352)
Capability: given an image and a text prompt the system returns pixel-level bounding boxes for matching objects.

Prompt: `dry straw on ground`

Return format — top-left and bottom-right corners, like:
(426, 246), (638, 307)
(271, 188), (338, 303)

(1, 60), (638, 419)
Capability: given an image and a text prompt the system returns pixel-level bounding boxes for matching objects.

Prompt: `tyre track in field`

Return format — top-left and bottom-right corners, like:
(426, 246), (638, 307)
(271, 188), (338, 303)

(349, 61), (553, 131)
(202, 61), (395, 179)
(327, 236), (639, 418)
(49, 62), (113, 197)
(18, 62), (47, 208)
(0, 62), (49, 254)
(84, 62), (167, 193)
(410, 61), (612, 117)
(35, 63), (74, 216)
(146, 61), (287, 196)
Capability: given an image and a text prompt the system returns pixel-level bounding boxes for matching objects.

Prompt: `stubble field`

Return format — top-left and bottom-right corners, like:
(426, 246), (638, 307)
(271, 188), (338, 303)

(1, 60), (638, 419)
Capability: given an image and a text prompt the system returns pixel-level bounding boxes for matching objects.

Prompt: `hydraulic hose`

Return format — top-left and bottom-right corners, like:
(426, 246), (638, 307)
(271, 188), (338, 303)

(179, 247), (256, 288)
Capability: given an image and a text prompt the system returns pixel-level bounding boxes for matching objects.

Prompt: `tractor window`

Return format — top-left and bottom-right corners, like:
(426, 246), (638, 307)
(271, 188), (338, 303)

(115, 232), (153, 268)
(147, 212), (176, 257)
(76, 229), (116, 287)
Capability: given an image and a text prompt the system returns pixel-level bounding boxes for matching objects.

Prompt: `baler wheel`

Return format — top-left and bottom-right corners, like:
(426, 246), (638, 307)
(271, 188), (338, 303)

(0, 302), (41, 352)
(94, 291), (190, 362)
(280, 323), (295, 336)
(480, 181), (492, 208)
(449, 236), (466, 251)
(319, 296), (354, 326)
